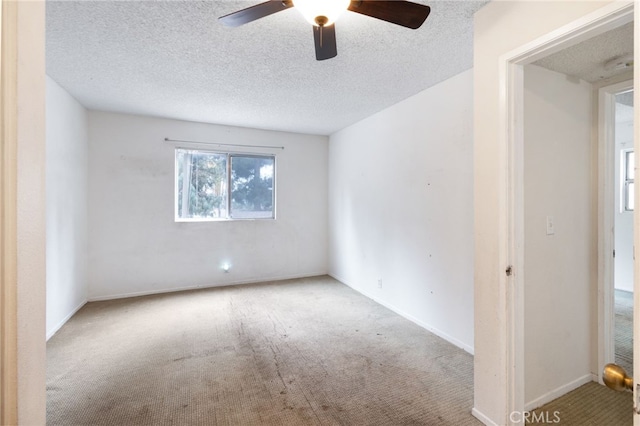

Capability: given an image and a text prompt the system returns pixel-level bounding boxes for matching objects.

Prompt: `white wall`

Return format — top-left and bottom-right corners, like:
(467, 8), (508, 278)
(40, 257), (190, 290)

(473, 2), (615, 424)
(46, 76), (89, 339)
(523, 64), (593, 408)
(614, 100), (634, 292)
(88, 112), (328, 300)
(328, 69), (474, 352)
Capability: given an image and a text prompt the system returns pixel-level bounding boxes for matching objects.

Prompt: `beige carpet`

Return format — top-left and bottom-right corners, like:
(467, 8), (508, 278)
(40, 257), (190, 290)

(47, 276), (481, 425)
(530, 382), (631, 425)
(615, 289), (633, 377)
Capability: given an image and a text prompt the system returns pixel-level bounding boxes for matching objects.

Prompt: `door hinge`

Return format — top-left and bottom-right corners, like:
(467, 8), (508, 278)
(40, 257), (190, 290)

(506, 266), (513, 277)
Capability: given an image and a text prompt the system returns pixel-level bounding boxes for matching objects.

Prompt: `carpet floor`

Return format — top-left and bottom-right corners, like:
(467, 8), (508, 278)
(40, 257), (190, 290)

(47, 276), (481, 425)
(530, 382), (631, 425)
(615, 289), (633, 377)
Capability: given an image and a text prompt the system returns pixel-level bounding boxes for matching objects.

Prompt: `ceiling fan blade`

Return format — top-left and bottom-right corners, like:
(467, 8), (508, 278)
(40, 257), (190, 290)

(219, 0), (293, 27)
(348, 0), (431, 29)
(313, 24), (337, 61)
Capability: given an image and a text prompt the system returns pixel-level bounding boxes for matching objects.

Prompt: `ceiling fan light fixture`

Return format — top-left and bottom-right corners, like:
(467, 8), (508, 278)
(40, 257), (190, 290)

(219, 0), (433, 61)
(293, 0), (351, 26)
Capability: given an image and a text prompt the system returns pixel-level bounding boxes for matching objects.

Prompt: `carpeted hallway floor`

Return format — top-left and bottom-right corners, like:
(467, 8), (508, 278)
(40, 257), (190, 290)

(47, 276), (481, 425)
(530, 382), (631, 425)
(615, 289), (633, 377)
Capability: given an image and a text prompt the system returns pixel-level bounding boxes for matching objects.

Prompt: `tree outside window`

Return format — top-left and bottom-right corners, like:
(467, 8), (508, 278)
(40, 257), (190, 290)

(175, 149), (275, 220)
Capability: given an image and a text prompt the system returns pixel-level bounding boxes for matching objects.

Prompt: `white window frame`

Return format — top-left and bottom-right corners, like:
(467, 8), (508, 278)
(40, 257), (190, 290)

(174, 148), (276, 222)
(623, 149), (634, 212)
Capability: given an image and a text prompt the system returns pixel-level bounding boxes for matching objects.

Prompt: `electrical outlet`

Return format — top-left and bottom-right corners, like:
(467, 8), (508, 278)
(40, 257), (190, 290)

(377, 279), (383, 289)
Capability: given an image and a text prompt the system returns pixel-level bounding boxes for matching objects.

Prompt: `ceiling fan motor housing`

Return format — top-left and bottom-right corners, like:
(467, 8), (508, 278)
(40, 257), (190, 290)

(315, 15), (329, 26)
(294, 0), (351, 27)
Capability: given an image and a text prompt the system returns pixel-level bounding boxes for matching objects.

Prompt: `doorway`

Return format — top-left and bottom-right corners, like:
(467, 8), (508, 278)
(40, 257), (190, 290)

(519, 21), (635, 412)
(525, 83), (636, 424)
(495, 1), (636, 422)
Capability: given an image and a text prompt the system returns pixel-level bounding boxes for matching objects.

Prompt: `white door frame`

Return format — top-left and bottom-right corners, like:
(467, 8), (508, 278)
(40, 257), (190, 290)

(634, 3), (640, 425)
(498, 1), (635, 420)
(598, 79), (634, 376)
(0, 2), (46, 424)
(1, 2), (19, 423)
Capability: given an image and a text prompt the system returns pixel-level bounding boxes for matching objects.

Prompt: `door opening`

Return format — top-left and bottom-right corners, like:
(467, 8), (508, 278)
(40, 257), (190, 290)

(494, 1), (636, 423)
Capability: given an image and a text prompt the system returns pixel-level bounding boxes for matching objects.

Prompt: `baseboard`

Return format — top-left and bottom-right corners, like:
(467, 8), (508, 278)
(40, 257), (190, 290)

(46, 299), (87, 341)
(471, 407), (499, 426)
(88, 272), (328, 302)
(524, 374), (593, 411)
(329, 273), (474, 355)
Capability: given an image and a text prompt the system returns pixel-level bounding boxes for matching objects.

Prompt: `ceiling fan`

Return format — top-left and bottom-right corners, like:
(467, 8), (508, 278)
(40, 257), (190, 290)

(219, 0), (431, 61)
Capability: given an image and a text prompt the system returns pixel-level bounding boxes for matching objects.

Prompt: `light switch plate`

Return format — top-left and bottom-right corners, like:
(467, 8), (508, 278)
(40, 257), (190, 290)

(546, 216), (555, 235)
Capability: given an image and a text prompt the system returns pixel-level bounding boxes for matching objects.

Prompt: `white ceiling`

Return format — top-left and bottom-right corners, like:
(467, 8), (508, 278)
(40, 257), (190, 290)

(46, 0), (489, 135)
(533, 21), (634, 84)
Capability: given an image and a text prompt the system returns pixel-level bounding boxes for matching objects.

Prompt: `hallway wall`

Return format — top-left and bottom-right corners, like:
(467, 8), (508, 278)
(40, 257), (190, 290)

(523, 64), (594, 409)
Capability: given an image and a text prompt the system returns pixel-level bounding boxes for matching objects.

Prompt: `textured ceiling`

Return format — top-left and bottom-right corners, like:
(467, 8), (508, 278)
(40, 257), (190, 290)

(46, 0), (489, 135)
(533, 21), (634, 84)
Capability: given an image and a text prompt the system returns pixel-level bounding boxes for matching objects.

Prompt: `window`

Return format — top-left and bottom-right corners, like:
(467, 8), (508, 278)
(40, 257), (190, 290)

(175, 148), (275, 221)
(623, 150), (634, 211)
